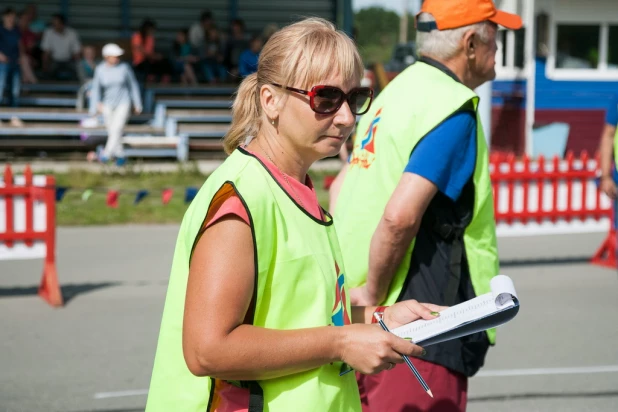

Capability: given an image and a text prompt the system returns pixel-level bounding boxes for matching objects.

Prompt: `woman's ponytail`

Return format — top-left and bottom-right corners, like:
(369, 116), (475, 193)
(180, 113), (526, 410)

(223, 73), (261, 154)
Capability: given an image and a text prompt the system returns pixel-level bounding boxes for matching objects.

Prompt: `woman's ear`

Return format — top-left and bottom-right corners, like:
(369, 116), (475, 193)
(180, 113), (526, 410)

(260, 84), (279, 121)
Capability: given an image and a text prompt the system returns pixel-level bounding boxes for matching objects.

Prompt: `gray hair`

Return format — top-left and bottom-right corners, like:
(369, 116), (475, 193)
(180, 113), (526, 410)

(416, 13), (493, 60)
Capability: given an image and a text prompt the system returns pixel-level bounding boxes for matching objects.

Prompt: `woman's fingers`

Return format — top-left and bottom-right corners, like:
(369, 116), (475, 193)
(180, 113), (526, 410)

(390, 335), (425, 358)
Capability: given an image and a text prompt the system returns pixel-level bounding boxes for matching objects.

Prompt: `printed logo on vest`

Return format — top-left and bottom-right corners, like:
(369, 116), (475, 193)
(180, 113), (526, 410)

(332, 262), (351, 326)
(349, 108), (382, 169)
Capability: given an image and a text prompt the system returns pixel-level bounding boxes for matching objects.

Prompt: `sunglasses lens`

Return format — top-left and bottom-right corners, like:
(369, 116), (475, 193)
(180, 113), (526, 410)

(313, 87), (344, 113)
(350, 89), (372, 115)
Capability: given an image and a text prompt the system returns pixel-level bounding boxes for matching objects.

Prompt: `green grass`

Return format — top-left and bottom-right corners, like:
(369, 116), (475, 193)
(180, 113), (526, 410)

(50, 166), (335, 226)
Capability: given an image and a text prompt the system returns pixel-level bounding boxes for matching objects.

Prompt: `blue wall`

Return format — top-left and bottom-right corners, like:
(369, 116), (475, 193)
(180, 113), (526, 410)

(492, 58), (618, 112)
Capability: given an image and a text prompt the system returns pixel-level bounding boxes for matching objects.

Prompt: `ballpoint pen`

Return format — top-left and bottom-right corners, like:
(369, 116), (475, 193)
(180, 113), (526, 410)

(374, 312), (433, 398)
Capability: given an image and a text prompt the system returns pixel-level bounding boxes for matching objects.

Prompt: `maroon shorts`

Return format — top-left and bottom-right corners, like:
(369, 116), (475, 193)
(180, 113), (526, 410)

(357, 358), (468, 412)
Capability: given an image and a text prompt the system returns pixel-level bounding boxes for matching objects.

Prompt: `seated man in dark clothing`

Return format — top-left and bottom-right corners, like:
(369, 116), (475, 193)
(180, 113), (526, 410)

(0, 7), (22, 107)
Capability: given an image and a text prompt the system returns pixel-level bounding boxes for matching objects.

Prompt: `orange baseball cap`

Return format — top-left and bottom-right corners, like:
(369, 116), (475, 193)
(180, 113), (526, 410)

(416, 0), (523, 32)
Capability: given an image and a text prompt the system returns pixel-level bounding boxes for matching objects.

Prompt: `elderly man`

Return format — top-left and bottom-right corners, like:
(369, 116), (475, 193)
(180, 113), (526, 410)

(333, 0), (522, 410)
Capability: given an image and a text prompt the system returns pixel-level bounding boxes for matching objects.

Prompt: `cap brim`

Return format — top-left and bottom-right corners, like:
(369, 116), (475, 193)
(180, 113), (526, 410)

(489, 10), (523, 30)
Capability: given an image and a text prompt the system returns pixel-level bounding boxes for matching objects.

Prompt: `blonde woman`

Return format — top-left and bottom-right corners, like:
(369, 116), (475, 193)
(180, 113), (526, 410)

(146, 18), (442, 412)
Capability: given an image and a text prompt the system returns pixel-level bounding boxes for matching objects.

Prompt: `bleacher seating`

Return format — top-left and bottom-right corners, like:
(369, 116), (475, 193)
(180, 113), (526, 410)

(1, 81), (236, 160)
(1, 1), (339, 161)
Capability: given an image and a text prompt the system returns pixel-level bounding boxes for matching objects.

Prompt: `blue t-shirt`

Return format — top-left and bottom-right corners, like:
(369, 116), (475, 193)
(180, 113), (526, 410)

(0, 26), (21, 63)
(606, 94), (618, 127)
(404, 110), (477, 201)
(239, 50), (259, 77)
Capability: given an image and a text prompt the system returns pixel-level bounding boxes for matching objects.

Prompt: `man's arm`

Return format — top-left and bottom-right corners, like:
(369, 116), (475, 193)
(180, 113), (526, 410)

(353, 110), (477, 306)
(364, 173), (438, 304)
(71, 30), (82, 61)
(600, 97), (618, 198)
(40, 30), (51, 70)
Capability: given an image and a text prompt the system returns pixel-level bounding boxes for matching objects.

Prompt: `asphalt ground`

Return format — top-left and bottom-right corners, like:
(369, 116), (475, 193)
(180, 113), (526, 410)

(1, 226), (617, 412)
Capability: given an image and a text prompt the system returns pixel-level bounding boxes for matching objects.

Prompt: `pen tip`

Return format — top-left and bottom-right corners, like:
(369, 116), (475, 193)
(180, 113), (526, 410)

(427, 389), (434, 398)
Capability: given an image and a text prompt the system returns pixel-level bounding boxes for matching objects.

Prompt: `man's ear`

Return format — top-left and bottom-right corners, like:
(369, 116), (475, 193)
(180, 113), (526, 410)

(463, 30), (477, 60)
(259, 84), (280, 121)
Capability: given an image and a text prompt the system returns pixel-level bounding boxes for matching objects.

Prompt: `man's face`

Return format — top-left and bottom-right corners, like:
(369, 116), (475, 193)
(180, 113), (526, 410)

(472, 23), (498, 83)
(52, 17), (63, 31)
(3, 12), (16, 29)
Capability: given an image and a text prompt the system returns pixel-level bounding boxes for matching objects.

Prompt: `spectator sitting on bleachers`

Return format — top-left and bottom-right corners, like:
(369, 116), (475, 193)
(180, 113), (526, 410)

(41, 14), (82, 81)
(78, 45), (97, 81)
(132, 19), (173, 84)
(0, 7), (22, 108)
(224, 18), (250, 80)
(238, 35), (262, 78)
(17, 11), (38, 84)
(76, 45), (99, 111)
(23, 3), (46, 36)
(202, 24), (227, 83)
(89, 43), (142, 165)
(188, 10), (214, 54)
(171, 29), (198, 85)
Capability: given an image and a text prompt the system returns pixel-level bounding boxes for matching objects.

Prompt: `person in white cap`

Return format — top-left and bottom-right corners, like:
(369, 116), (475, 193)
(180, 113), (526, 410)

(89, 43), (142, 165)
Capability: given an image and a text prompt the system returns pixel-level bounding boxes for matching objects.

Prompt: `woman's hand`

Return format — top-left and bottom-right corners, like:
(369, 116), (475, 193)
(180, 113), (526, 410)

(338, 323), (425, 374)
(382, 300), (446, 330)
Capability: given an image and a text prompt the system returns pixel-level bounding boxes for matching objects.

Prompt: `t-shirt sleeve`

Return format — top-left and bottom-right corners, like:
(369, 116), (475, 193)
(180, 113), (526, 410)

(404, 110), (477, 201)
(606, 95), (618, 127)
(204, 194), (250, 229)
(40, 29), (51, 51)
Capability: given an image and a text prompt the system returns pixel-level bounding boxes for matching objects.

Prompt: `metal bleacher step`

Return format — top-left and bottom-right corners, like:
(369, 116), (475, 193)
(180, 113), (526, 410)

(177, 124), (229, 139)
(17, 96), (77, 107)
(156, 98), (233, 110)
(0, 108), (152, 123)
(166, 109), (232, 123)
(0, 123), (163, 137)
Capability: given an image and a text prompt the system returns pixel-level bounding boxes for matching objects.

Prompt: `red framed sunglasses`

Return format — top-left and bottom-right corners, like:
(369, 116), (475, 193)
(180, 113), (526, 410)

(271, 83), (374, 116)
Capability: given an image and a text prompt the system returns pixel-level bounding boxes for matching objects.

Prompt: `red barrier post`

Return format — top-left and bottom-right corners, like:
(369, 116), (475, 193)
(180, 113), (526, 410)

(1, 165), (63, 307)
(38, 174), (63, 307)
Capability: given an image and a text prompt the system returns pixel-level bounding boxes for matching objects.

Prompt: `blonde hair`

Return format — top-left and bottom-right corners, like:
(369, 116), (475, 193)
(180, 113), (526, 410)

(223, 17), (364, 154)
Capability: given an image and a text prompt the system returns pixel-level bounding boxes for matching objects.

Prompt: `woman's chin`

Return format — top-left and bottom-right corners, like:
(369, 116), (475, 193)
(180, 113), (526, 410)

(318, 143), (344, 159)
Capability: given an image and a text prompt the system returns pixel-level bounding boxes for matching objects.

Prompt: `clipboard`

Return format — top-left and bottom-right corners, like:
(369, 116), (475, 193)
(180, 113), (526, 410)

(391, 275), (520, 346)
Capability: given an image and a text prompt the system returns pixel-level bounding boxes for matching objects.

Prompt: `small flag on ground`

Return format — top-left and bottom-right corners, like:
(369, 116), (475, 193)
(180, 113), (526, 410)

(82, 189), (93, 202)
(55, 187), (68, 202)
(134, 190), (149, 205)
(162, 188), (173, 205)
(185, 187), (198, 203)
(106, 190), (119, 208)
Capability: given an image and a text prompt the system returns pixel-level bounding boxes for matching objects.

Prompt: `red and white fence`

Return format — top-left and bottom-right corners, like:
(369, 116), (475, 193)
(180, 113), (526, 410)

(1, 165), (63, 307)
(490, 151), (612, 237)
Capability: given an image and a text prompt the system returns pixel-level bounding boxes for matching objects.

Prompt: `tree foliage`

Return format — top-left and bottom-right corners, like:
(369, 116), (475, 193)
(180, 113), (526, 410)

(354, 7), (417, 64)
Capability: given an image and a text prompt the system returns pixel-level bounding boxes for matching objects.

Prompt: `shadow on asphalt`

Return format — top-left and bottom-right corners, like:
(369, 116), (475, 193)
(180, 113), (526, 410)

(470, 390), (618, 402)
(0, 282), (121, 304)
(69, 409), (145, 412)
(500, 256), (600, 268)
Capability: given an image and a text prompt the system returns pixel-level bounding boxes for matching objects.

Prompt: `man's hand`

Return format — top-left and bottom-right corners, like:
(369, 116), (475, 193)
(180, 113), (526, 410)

(600, 176), (617, 199)
(134, 106), (143, 115)
(0, 53), (7, 63)
(349, 286), (378, 306)
(96, 103), (104, 114)
(382, 300), (446, 330)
